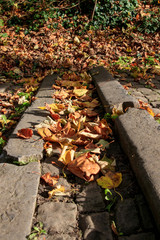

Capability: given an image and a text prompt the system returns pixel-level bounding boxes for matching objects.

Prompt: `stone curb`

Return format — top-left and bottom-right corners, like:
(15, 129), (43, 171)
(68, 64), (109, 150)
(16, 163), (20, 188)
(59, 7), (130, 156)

(90, 66), (139, 113)
(90, 66), (160, 233)
(0, 74), (57, 240)
(0, 161), (40, 240)
(1, 74), (57, 163)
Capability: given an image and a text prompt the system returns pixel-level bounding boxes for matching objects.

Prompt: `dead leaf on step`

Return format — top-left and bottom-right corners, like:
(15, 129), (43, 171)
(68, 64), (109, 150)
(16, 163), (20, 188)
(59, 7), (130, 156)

(41, 172), (59, 187)
(67, 152), (100, 181)
(17, 128), (33, 139)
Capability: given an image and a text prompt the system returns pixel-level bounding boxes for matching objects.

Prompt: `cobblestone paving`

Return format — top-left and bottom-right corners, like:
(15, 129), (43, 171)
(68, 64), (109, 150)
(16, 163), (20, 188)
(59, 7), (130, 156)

(117, 73), (160, 115)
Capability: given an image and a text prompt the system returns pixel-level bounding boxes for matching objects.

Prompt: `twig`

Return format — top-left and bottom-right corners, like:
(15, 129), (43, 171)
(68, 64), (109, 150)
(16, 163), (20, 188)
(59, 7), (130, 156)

(91, 0), (98, 21)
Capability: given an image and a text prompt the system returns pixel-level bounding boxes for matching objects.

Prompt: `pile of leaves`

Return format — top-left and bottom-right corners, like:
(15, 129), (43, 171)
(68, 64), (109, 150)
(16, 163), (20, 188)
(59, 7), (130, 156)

(17, 72), (122, 198)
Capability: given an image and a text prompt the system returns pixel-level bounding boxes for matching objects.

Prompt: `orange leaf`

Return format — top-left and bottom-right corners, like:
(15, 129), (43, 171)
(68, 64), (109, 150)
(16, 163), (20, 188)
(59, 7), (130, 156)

(94, 119), (112, 139)
(37, 128), (52, 138)
(17, 128), (33, 139)
(41, 172), (59, 187)
(86, 109), (98, 117)
(46, 104), (60, 120)
(52, 84), (61, 90)
(67, 153), (100, 181)
(62, 122), (76, 137)
(53, 89), (69, 100)
(44, 134), (60, 143)
(139, 100), (155, 117)
(72, 137), (90, 146)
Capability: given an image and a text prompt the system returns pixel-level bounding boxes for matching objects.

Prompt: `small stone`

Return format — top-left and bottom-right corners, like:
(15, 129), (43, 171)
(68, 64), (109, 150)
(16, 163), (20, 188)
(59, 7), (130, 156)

(76, 182), (105, 213)
(115, 199), (140, 235)
(79, 212), (113, 240)
(37, 202), (77, 234)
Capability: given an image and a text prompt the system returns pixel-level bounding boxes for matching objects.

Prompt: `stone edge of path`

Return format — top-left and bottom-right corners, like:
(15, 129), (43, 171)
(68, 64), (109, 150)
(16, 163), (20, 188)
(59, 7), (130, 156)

(0, 74), (59, 240)
(0, 161), (40, 240)
(0, 74), (57, 163)
(90, 66), (160, 233)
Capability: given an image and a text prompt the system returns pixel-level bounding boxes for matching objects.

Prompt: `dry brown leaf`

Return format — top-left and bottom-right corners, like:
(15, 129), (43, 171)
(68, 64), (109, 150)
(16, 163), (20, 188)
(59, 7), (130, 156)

(67, 153), (100, 181)
(37, 127), (52, 138)
(41, 172), (59, 187)
(17, 128), (33, 139)
(139, 100), (155, 117)
(78, 130), (101, 139)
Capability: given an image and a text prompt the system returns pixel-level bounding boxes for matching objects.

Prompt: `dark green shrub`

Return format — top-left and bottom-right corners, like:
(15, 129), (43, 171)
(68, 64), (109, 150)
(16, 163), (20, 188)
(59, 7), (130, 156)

(92, 0), (138, 29)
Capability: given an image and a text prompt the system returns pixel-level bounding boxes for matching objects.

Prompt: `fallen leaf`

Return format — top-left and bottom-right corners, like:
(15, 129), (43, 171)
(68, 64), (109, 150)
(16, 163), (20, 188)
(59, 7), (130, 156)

(77, 99), (99, 108)
(48, 185), (66, 199)
(139, 100), (155, 117)
(60, 80), (81, 88)
(97, 171), (122, 189)
(58, 145), (76, 165)
(41, 172), (59, 187)
(17, 128), (33, 139)
(111, 221), (119, 236)
(73, 88), (88, 97)
(78, 130), (101, 139)
(84, 109), (98, 118)
(52, 84), (61, 90)
(62, 122), (76, 137)
(54, 89), (69, 100)
(37, 127), (52, 138)
(46, 103), (60, 120)
(67, 152), (100, 181)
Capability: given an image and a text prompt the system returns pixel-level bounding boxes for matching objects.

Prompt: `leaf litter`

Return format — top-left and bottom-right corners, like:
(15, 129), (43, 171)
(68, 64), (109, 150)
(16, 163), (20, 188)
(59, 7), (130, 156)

(34, 71), (122, 198)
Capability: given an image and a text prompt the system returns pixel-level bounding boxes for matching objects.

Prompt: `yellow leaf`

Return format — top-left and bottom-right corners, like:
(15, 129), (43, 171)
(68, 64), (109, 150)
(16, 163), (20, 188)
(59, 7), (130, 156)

(38, 103), (65, 112)
(61, 81), (81, 88)
(97, 171), (122, 189)
(48, 185), (65, 199)
(38, 106), (46, 110)
(37, 127), (52, 138)
(58, 145), (76, 165)
(73, 89), (88, 97)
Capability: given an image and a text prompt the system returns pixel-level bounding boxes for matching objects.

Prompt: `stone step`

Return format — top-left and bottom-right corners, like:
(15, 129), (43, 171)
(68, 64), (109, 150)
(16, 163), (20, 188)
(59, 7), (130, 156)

(90, 66), (160, 233)
(1, 74), (57, 163)
(0, 162), (40, 240)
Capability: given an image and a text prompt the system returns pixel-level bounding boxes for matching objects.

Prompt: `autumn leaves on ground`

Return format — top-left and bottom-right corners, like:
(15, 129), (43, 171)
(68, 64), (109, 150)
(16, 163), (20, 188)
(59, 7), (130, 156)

(0, 1), (160, 196)
(15, 71), (123, 198)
